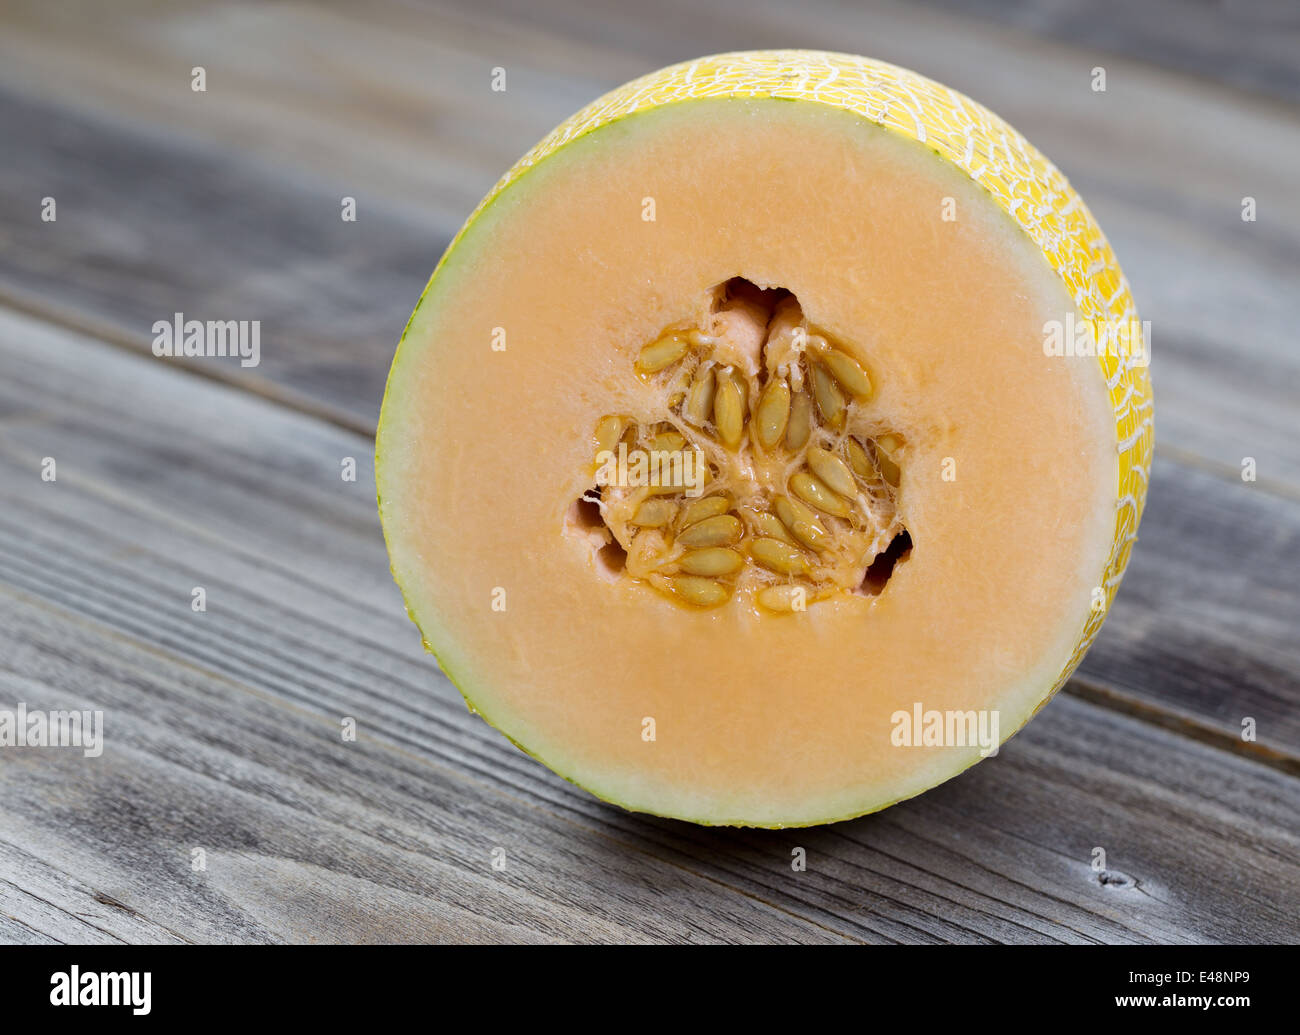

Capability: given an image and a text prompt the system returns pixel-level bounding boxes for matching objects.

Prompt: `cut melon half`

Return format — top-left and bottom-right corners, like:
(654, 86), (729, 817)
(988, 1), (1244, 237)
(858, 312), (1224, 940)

(377, 51), (1153, 827)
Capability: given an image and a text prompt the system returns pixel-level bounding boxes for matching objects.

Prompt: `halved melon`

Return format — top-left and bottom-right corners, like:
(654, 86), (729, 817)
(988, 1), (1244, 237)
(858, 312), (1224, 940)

(377, 51), (1153, 827)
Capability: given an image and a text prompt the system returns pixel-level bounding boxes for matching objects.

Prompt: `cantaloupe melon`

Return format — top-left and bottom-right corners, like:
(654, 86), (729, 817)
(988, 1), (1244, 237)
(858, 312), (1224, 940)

(376, 51), (1153, 827)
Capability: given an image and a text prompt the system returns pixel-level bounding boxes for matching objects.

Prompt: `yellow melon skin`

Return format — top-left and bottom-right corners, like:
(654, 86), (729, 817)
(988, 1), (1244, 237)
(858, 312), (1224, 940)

(377, 51), (1153, 827)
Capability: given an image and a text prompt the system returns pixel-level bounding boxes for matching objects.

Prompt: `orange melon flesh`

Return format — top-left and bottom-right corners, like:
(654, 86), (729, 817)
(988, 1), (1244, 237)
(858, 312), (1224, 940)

(377, 53), (1151, 827)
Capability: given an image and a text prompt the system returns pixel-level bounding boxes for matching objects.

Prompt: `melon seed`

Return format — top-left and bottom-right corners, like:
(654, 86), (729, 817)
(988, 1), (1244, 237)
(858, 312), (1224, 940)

(636, 334), (689, 374)
(757, 583), (810, 612)
(684, 365), (716, 426)
(593, 415), (625, 458)
(677, 514), (742, 548)
(713, 369), (744, 449)
(645, 467), (705, 494)
(844, 436), (872, 480)
(755, 376), (791, 450)
(750, 537), (811, 576)
(680, 547), (744, 576)
(671, 575), (730, 607)
(876, 433), (903, 487)
(785, 390), (813, 450)
(773, 495), (830, 551)
(749, 510), (797, 545)
(649, 430), (686, 453)
(791, 471), (852, 518)
(807, 446), (858, 499)
(644, 457), (703, 493)
(810, 362), (847, 430)
(724, 367), (750, 419)
(821, 347), (873, 399)
(632, 499), (676, 527)
(876, 453), (901, 487)
(679, 494), (731, 528)
(733, 368), (750, 410)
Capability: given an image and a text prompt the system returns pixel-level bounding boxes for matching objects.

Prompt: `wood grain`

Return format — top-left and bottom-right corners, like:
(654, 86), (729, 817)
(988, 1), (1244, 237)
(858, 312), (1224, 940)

(914, 0), (1300, 104)
(0, 311), (1296, 943)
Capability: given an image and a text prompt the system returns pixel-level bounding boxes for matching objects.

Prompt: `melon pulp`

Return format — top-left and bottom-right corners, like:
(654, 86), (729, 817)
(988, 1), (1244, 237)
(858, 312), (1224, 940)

(377, 51), (1153, 827)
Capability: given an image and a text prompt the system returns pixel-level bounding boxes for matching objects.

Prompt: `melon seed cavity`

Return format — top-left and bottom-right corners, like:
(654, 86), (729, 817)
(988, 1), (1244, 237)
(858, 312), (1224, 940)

(578, 279), (910, 612)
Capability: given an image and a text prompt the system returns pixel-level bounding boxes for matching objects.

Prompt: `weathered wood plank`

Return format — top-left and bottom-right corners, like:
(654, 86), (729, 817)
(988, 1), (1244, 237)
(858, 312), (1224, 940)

(0, 877), (119, 945)
(0, 0), (1297, 485)
(0, 850), (186, 945)
(914, 0), (1300, 104)
(1080, 457), (1300, 767)
(0, 312), (1297, 943)
(0, 93), (438, 434)
(0, 914), (57, 945)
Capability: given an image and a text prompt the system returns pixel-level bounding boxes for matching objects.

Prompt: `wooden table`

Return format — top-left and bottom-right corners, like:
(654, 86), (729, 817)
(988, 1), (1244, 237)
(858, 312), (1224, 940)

(1, 0), (1296, 944)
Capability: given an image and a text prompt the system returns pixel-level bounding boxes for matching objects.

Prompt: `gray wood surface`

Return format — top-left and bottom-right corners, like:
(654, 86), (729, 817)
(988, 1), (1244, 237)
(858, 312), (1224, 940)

(916, 0), (1300, 103)
(0, 0), (1296, 943)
